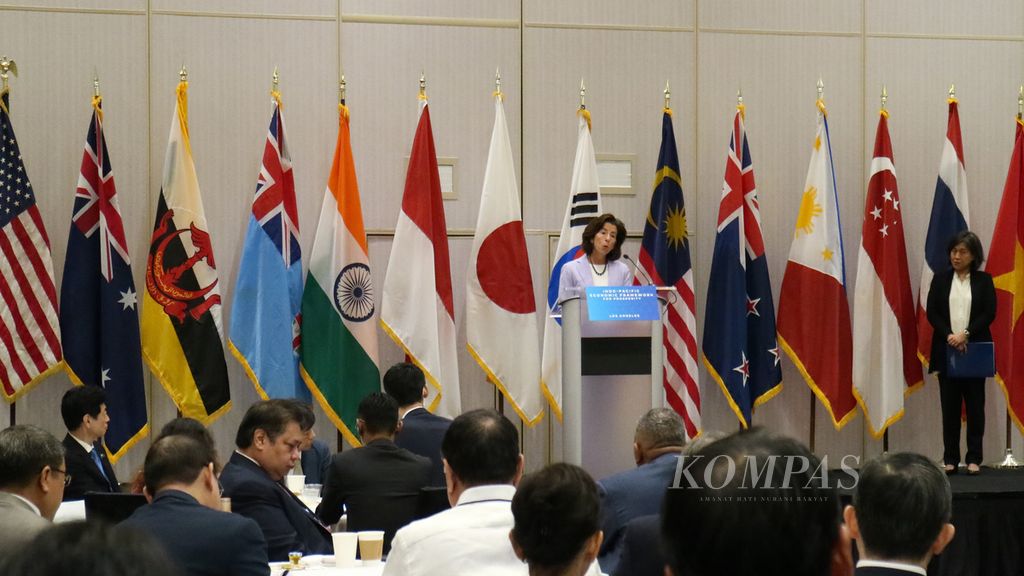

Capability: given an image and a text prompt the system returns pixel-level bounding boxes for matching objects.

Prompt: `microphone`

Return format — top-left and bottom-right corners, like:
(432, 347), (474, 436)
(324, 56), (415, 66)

(622, 254), (655, 286)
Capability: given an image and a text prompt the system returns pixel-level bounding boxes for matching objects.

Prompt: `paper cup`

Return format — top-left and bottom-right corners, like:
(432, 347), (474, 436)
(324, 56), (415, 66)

(357, 530), (385, 563)
(285, 474), (305, 494)
(332, 532), (358, 567)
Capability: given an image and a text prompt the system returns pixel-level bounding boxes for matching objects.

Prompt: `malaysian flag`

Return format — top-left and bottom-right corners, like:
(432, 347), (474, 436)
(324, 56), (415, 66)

(702, 104), (782, 427)
(60, 95), (148, 461)
(638, 108), (700, 438)
(0, 88), (63, 401)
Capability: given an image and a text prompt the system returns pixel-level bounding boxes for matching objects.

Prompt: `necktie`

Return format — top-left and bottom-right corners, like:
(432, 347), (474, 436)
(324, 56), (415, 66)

(90, 447), (111, 486)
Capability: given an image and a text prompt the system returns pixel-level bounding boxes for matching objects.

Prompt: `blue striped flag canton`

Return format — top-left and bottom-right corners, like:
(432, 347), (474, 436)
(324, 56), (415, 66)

(0, 94), (35, 226)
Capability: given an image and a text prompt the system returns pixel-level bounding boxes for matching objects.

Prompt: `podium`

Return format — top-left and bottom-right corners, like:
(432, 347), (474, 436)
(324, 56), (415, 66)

(559, 286), (671, 477)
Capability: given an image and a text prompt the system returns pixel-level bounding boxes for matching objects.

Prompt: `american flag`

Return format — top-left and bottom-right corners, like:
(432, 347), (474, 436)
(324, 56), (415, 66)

(0, 89), (62, 400)
(638, 110), (700, 438)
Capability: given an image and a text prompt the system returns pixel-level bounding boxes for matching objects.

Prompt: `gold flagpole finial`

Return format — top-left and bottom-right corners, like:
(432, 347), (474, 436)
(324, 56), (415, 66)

(949, 84), (956, 100)
(495, 67), (501, 96)
(880, 85), (887, 111)
(339, 75), (346, 104)
(1018, 85), (1023, 119)
(0, 57), (18, 91)
(579, 78), (586, 110)
(816, 77), (824, 100)
(93, 68), (101, 98)
(737, 88), (743, 107)
(419, 72), (426, 99)
(272, 66), (279, 93)
(664, 80), (671, 110)
(179, 65), (188, 83)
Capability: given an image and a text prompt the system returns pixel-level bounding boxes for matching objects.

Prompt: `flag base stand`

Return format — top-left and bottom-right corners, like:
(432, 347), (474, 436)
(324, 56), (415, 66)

(996, 448), (1022, 469)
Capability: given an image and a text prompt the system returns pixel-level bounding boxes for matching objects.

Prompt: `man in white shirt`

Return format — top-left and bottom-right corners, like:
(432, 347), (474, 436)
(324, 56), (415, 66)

(844, 452), (956, 576)
(0, 425), (67, 558)
(382, 409), (526, 576)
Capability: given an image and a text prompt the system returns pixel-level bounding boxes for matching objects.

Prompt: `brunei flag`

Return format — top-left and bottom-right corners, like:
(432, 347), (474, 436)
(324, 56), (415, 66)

(141, 80), (230, 424)
(300, 101), (380, 445)
(60, 94), (148, 462)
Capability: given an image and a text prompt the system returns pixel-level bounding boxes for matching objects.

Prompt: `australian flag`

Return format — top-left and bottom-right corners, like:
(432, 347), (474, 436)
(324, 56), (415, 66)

(702, 107), (782, 427)
(59, 98), (148, 462)
(228, 97), (306, 400)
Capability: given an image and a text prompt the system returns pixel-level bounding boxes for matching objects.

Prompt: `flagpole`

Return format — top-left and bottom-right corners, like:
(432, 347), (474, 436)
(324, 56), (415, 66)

(2, 56), (16, 425)
(806, 78), (825, 454)
(879, 84), (891, 455)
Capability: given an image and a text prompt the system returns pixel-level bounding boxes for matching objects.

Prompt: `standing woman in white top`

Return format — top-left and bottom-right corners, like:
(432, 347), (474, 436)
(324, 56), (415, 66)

(926, 231), (996, 475)
(559, 214), (632, 302)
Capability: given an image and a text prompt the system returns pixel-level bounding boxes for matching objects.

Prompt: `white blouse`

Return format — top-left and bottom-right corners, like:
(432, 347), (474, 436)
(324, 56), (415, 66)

(949, 272), (972, 336)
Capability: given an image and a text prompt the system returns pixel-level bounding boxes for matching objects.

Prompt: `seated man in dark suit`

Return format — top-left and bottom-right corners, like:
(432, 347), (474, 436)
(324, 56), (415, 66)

(220, 400), (333, 561)
(121, 435), (269, 576)
(597, 408), (686, 574)
(60, 385), (119, 500)
(844, 452), (955, 575)
(661, 427), (853, 576)
(291, 401), (331, 486)
(317, 392), (431, 553)
(383, 362), (451, 487)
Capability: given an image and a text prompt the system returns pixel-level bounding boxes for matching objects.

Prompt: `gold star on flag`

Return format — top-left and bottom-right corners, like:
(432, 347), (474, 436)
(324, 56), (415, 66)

(993, 241), (1024, 326)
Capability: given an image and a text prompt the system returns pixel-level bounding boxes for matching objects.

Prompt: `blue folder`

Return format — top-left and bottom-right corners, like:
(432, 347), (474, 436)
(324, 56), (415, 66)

(946, 342), (995, 378)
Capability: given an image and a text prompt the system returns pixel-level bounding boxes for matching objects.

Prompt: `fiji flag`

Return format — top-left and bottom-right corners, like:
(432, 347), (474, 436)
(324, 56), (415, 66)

(60, 95), (148, 463)
(638, 109), (701, 438)
(702, 105), (782, 427)
(229, 93), (306, 400)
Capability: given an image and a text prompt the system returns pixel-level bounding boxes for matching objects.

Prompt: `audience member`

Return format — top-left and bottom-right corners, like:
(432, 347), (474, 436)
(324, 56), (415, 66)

(317, 392), (431, 553)
(130, 417), (217, 494)
(510, 463), (603, 576)
(597, 408), (686, 573)
(383, 409), (525, 576)
(383, 362), (451, 487)
(60, 385), (119, 500)
(0, 521), (180, 576)
(844, 452), (956, 575)
(220, 399), (332, 561)
(661, 427), (852, 576)
(122, 435), (268, 576)
(0, 425), (66, 558)
(291, 400), (331, 485)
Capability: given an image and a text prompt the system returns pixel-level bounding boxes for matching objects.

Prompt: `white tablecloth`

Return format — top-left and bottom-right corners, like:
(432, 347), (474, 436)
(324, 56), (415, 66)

(269, 555), (383, 576)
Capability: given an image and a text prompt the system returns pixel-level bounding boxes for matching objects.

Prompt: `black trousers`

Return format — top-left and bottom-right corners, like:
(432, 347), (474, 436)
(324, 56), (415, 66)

(938, 373), (986, 466)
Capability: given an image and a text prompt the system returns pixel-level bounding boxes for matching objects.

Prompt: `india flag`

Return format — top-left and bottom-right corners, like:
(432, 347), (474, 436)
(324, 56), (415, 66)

(300, 103), (380, 446)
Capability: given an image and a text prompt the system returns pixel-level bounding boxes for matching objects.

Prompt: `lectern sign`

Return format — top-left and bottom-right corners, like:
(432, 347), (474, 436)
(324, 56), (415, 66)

(585, 286), (660, 321)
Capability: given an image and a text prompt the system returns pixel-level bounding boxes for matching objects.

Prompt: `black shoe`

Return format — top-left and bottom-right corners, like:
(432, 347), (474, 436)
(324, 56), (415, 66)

(944, 464), (958, 475)
(966, 464), (981, 475)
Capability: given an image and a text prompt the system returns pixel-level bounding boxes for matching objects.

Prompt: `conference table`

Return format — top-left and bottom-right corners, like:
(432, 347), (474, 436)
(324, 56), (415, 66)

(270, 555), (383, 576)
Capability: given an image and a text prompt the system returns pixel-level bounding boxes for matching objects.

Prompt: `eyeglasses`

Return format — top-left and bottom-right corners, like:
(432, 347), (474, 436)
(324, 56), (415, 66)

(52, 468), (72, 487)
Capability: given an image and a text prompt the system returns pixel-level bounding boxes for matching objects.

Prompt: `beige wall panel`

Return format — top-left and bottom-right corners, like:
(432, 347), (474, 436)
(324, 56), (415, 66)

(149, 14), (337, 453)
(699, 0), (861, 33)
(343, 0), (519, 21)
(864, 37), (1024, 463)
(0, 0), (144, 11)
(1, 9), (148, 478)
(866, 0), (1024, 38)
(523, 27), (696, 236)
(525, 0), (692, 29)
(151, 0), (335, 18)
(340, 23), (521, 232)
(697, 32), (865, 461)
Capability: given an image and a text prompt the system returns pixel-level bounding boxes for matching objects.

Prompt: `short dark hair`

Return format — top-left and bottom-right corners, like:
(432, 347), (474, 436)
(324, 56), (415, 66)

(947, 230), (984, 271)
(662, 427), (842, 576)
(853, 452), (951, 562)
(155, 417), (220, 474)
(581, 213), (626, 261)
(0, 521), (179, 576)
(635, 408), (686, 449)
(383, 362), (427, 406)
(441, 409), (519, 486)
(288, 400), (316, 431)
(235, 399), (303, 449)
(357, 392), (399, 435)
(144, 435), (217, 494)
(0, 425), (64, 488)
(60, 386), (106, 431)
(511, 463), (600, 571)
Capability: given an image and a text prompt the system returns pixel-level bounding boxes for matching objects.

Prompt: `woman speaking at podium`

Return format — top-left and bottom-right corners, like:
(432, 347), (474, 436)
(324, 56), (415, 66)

(926, 230), (996, 476)
(559, 213), (632, 301)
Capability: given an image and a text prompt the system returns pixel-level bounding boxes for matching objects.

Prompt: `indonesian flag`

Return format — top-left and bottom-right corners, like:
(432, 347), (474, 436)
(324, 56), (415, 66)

(852, 110), (922, 437)
(777, 99), (856, 429)
(466, 94), (542, 425)
(989, 116), (1024, 434)
(381, 100), (461, 418)
(540, 110), (602, 419)
(917, 99), (969, 371)
(300, 103), (380, 446)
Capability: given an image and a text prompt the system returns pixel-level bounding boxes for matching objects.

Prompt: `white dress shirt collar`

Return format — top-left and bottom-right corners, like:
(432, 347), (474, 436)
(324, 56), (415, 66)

(70, 433), (94, 453)
(857, 559), (927, 575)
(9, 492), (41, 517)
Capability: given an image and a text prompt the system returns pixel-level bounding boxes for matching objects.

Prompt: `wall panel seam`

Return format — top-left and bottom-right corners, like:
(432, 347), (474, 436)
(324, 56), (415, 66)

(151, 9), (335, 22)
(0, 4), (144, 15)
(342, 13), (519, 29)
(526, 21), (692, 33)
